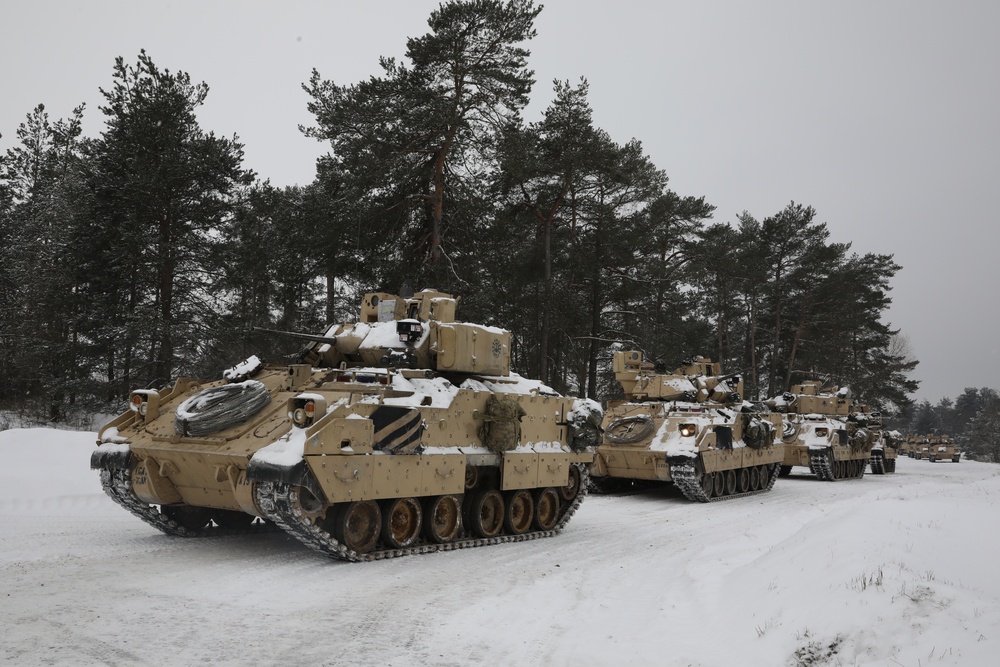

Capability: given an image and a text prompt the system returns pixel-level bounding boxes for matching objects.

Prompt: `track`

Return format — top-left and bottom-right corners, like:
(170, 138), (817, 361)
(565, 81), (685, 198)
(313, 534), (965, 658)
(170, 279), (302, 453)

(671, 461), (781, 502)
(869, 449), (896, 475)
(808, 449), (866, 481)
(253, 463), (590, 562)
(98, 465), (276, 538)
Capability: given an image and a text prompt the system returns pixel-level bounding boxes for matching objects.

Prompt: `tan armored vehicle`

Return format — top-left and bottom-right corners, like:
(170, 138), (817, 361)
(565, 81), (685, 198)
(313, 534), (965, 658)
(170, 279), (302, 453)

(92, 290), (599, 561)
(770, 381), (872, 480)
(923, 436), (961, 462)
(869, 424), (899, 474)
(898, 434), (916, 457)
(912, 434), (955, 460)
(589, 352), (783, 501)
(909, 435), (931, 458)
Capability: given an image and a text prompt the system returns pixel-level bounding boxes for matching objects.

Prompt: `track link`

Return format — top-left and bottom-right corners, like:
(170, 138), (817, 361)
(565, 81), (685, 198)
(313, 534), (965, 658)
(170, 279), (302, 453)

(869, 451), (886, 475)
(808, 449), (866, 481)
(98, 465), (276, 538)
(253, 463), (590, 562)
(671, 461), (781, 502)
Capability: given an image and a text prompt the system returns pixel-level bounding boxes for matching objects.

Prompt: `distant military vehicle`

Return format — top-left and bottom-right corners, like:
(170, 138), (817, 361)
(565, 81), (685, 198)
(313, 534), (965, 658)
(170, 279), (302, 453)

(912, 434), (956, 461)
(589, 352), (783, 501)
(92, 290), (599, 561)
(898, 435), (917, 457)
(769, 381), (871, 480)
(923, 436), (961, 462)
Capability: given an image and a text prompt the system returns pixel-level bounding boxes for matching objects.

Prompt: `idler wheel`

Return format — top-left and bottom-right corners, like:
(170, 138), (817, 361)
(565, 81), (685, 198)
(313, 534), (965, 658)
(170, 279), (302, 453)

(504, 490), (534, 535)
(334, 501), (381, 554)
(560, 465), (582, 502)
(533, 488), (560, 531)
(162, 504), (212, 531)
(467, 489), (504, 538)
(381, 497), (422, 549)
(423, 495), (462, 543)
(212, 509), (255, 529)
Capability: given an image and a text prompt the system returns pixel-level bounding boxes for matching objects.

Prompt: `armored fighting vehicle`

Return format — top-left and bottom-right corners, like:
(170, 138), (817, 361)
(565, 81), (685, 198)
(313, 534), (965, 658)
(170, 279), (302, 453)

(92, 290), (599, 562)
(589, 351), (783, 501)
(770, 381), (872, 481)
(923, 436), (961, 462)
(869, 426), (899, 474)
(898, 434), (916, 457)
(912, 434), (955, 460)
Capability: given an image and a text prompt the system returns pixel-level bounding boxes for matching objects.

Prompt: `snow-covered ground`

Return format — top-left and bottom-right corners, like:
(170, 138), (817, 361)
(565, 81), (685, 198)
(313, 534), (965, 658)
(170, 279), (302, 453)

(1, 428), (998, 666)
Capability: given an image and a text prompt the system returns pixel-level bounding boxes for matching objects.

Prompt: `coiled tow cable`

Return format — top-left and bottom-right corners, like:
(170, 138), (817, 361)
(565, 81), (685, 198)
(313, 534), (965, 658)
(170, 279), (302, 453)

(175, 380), (271, 437)
(604, 416), (656, 444)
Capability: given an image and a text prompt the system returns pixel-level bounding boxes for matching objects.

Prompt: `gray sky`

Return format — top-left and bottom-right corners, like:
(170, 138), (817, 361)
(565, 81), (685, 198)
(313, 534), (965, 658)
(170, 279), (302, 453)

(3, 0), (998, 403)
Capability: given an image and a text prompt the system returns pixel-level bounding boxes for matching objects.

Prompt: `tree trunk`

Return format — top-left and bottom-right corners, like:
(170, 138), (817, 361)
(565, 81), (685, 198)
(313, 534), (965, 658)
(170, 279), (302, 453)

(539, 216), (552, 383)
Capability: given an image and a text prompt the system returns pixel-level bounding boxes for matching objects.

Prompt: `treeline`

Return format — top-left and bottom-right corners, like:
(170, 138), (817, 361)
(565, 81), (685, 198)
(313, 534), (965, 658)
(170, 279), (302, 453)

(0, 0), (916, 423)
(901, 389), (1000, 461)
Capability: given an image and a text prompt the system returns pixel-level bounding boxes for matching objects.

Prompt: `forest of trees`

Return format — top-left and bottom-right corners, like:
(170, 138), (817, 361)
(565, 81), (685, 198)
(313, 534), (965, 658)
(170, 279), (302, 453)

(1, 0), (921, 427)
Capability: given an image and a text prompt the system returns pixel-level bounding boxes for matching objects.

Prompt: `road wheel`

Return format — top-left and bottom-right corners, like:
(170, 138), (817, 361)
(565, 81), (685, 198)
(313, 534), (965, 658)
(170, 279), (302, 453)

(533, 488), (560, 531)
(560, 465), (582, 501)
(701, 472), (715, 498)
(504, 490), (534, 535)
(466, 489), (504, 538)
(380, 497), (422, 549)
(724, 469), (737, 495)
(334, 501), (381, 554)
(749, 466), (761, 491)
(713, 472), (725, 497)
(737, 467), (750, 493)
(423, 495), (462, 543)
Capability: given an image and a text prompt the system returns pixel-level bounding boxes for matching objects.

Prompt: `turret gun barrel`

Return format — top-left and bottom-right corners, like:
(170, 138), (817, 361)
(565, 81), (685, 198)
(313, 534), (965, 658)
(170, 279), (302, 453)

(252, 326), (339, 347)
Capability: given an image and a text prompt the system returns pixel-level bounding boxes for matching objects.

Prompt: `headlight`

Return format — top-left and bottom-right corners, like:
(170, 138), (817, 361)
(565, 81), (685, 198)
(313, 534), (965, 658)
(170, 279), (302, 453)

(292, 402), (316, 427)
(679, 423), (697, 438)
(129, 393), (144, 413)
(289, 397), (323, 428)
(815, 427), (828, 437)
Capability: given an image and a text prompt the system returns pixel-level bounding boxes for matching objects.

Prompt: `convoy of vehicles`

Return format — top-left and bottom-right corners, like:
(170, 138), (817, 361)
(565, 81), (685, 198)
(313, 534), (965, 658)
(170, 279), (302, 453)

(89, 287), (963, 560)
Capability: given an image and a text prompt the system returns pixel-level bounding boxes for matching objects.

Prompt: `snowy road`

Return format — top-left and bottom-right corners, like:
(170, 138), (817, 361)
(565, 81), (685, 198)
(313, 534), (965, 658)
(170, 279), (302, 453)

(2, 428), (998, 666)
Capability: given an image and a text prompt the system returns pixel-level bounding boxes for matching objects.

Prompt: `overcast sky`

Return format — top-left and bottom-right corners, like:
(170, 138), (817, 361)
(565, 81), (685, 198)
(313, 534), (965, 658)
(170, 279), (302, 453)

(3, 0), (998, 403)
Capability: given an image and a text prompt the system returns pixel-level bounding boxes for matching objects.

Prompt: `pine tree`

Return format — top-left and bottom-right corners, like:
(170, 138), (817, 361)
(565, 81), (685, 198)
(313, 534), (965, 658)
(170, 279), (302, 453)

(303, 0), (541, 290)
(82, 51), (251, 393)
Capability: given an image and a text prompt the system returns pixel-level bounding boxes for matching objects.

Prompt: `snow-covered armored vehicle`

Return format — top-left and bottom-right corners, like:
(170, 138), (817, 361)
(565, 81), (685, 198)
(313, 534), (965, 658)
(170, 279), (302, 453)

(589, 351), (783, 501)
(912, 434), (955, 460)
(923, 436), (961, 462)
(92, 290), (599, 561)
(868, 421), (899, 474)
(898, 434), (917, 457)
(770, 381), (872, 481)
